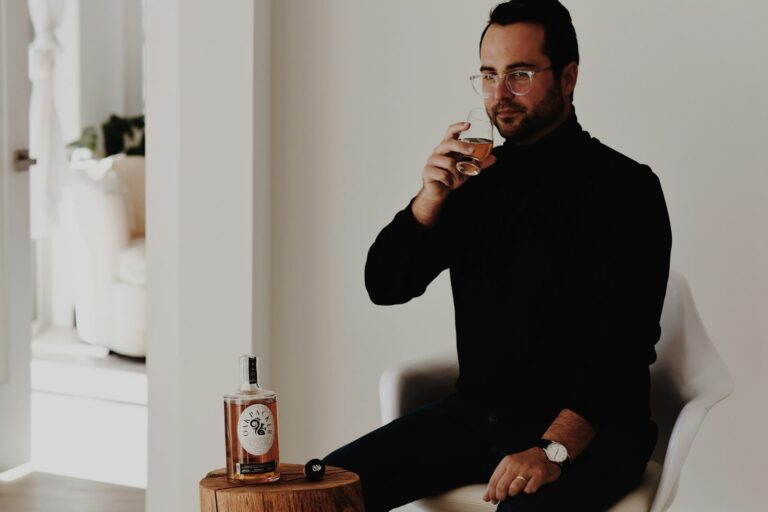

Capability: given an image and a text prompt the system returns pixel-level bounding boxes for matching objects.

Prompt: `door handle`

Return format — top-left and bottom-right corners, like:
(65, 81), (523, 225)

(13, 149), (37, 172)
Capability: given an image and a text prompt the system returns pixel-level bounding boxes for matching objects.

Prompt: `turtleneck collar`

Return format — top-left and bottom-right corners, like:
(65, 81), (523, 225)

(500, 106), (585, 154)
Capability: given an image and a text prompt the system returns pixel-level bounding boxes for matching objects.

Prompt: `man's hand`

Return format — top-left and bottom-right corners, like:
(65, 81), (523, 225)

(482, 447), (562, 505)
(412, 121), (497, 227)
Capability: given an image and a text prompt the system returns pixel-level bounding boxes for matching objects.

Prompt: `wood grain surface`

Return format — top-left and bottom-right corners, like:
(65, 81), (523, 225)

(200, 463), (364, 512)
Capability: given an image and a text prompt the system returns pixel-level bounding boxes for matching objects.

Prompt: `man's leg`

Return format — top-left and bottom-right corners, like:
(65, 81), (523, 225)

(322, 393), (496, 512)
(494, 422), (658, 512)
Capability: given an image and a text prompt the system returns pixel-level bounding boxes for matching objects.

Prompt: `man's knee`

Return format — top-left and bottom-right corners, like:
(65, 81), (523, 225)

(322, 438), (383, 481)
(322, 444), (357, 472)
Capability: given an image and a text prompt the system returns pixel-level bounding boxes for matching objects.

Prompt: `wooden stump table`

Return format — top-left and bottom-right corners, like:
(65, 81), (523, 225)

(199, 463), (364, 512)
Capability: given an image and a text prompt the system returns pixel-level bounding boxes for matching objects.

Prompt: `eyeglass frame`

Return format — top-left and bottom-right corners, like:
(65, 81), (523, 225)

(469, 67), (553, 97)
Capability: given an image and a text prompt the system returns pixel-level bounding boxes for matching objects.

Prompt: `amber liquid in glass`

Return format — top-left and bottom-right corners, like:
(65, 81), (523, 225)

(457, 137), (493, 175)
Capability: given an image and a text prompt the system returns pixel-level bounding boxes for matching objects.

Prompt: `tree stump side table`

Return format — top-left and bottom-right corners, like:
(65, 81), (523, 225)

(199, 463), (364, 512)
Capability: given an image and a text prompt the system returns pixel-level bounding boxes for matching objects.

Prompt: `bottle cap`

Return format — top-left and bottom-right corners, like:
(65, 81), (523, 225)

(304, 458), (326, 481)
(239, 355), (260, 386)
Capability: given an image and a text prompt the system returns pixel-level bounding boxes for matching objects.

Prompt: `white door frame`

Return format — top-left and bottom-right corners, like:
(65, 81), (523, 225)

(0, 0), (33, 471)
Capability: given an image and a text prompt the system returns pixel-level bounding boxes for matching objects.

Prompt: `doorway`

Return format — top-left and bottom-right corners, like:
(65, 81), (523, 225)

(1, 1), (147, 509)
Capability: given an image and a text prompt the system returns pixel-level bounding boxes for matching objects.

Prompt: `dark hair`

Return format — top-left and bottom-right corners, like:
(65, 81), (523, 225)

(479, 0), (579, 81)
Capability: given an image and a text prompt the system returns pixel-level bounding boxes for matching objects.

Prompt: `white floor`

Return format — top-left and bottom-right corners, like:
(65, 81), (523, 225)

(0, 470), (144, 512)
(30, 328), (147, 489)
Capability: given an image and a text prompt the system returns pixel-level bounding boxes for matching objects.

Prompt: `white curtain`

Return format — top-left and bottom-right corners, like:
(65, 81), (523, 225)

(27, 0), (67, 239)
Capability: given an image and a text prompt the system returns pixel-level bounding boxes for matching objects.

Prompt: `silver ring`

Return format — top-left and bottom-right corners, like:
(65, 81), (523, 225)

(514, 475), (528, 483)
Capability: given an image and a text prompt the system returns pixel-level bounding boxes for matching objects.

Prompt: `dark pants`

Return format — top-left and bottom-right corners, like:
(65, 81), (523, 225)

(322, 393), (656, 512)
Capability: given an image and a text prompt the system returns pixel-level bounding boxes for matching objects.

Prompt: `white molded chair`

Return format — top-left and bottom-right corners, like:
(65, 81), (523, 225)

(379, 269), (733, 512)
(62, 155), (146, 357)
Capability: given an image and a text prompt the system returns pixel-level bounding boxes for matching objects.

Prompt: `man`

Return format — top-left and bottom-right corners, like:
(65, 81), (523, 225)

(323, 1), (672, 510)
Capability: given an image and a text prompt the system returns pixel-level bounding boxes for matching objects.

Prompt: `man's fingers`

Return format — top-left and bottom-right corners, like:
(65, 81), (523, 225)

(483, 464), (505, 503)
(425, 156), (469, 191)
(426, 154), (458, 173)
(483, 449), (561, 503)
(484, 469), (502, 499)
(506, 475), (528, 498)
(495, 477), (511, 502)
(433, 138), (477, 157)
(524, 473), (542, 494)
(442, 121), (470, 141)
(483, 482), (497, 502)
(423, 166), (455, 189)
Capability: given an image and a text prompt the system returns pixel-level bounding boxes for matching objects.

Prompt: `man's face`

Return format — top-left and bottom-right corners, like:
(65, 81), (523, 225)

(480, 23), (569, 144)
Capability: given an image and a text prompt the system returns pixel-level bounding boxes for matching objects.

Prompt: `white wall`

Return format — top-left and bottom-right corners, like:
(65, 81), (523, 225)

(57, 0), (144, 145)
(121, 0), (143, 118)
(79, 0), (143, 127)
(145, 1), (259, 511)
(269, 1), (768, 510)
(270, 1), (491, 474)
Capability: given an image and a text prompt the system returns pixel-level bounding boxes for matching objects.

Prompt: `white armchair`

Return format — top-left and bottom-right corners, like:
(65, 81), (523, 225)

(62, 155), (146, 357)
(379, 269), (733, 512)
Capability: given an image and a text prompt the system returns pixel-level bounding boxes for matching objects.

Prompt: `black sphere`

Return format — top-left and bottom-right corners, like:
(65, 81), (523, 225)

(304, 458), (326, 481)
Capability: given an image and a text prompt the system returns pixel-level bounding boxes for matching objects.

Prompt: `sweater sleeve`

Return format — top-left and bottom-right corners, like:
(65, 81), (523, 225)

(565, 167), (673, 430)
(364, 196), (457, 305)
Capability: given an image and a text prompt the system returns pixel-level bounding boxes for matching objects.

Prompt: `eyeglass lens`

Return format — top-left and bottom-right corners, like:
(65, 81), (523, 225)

(472, 73), (532, 97)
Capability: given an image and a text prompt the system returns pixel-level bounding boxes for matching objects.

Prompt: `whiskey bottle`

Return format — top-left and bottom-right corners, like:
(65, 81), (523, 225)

(224, 355), (280, 483)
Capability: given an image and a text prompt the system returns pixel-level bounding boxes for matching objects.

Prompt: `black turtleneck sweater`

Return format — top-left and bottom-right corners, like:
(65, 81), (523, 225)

(365, 109), (672, 432)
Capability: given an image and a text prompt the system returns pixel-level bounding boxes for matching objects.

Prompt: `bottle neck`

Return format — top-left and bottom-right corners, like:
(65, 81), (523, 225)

(239, 355), (262, 392)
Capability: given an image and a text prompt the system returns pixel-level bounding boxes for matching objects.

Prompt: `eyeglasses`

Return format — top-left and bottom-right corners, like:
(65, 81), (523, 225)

(469, 68), (552, 97)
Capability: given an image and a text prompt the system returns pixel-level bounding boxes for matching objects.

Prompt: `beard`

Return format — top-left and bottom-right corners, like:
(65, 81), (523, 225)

(489, 83), (566, 143)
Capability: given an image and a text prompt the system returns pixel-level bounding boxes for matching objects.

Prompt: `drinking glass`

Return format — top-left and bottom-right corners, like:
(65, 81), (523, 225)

(456, 108), (494, 176)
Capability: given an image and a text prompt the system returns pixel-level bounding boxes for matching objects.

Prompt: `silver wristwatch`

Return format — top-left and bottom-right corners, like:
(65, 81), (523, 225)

(536, 439), (571, 470)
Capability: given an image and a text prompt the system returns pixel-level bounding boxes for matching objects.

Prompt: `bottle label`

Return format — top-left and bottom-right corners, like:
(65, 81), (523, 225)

(237, 404), (275, 455)
(237, 461), (276, 474)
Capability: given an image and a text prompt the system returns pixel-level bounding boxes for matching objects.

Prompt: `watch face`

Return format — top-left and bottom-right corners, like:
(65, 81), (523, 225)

(545, 442), (568, 463)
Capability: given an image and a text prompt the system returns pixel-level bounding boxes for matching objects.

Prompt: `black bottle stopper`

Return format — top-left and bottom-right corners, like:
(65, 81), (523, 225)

(304, 458), (326, 481)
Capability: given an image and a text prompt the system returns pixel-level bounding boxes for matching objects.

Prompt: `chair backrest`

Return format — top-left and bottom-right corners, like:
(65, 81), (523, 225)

(111, 155), (146, 238)
(379, 355), (459, 424)
(648, 269), (734, 512)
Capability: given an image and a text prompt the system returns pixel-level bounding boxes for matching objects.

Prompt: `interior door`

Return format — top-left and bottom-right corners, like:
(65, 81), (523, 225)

(0, 0), (33, 471)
